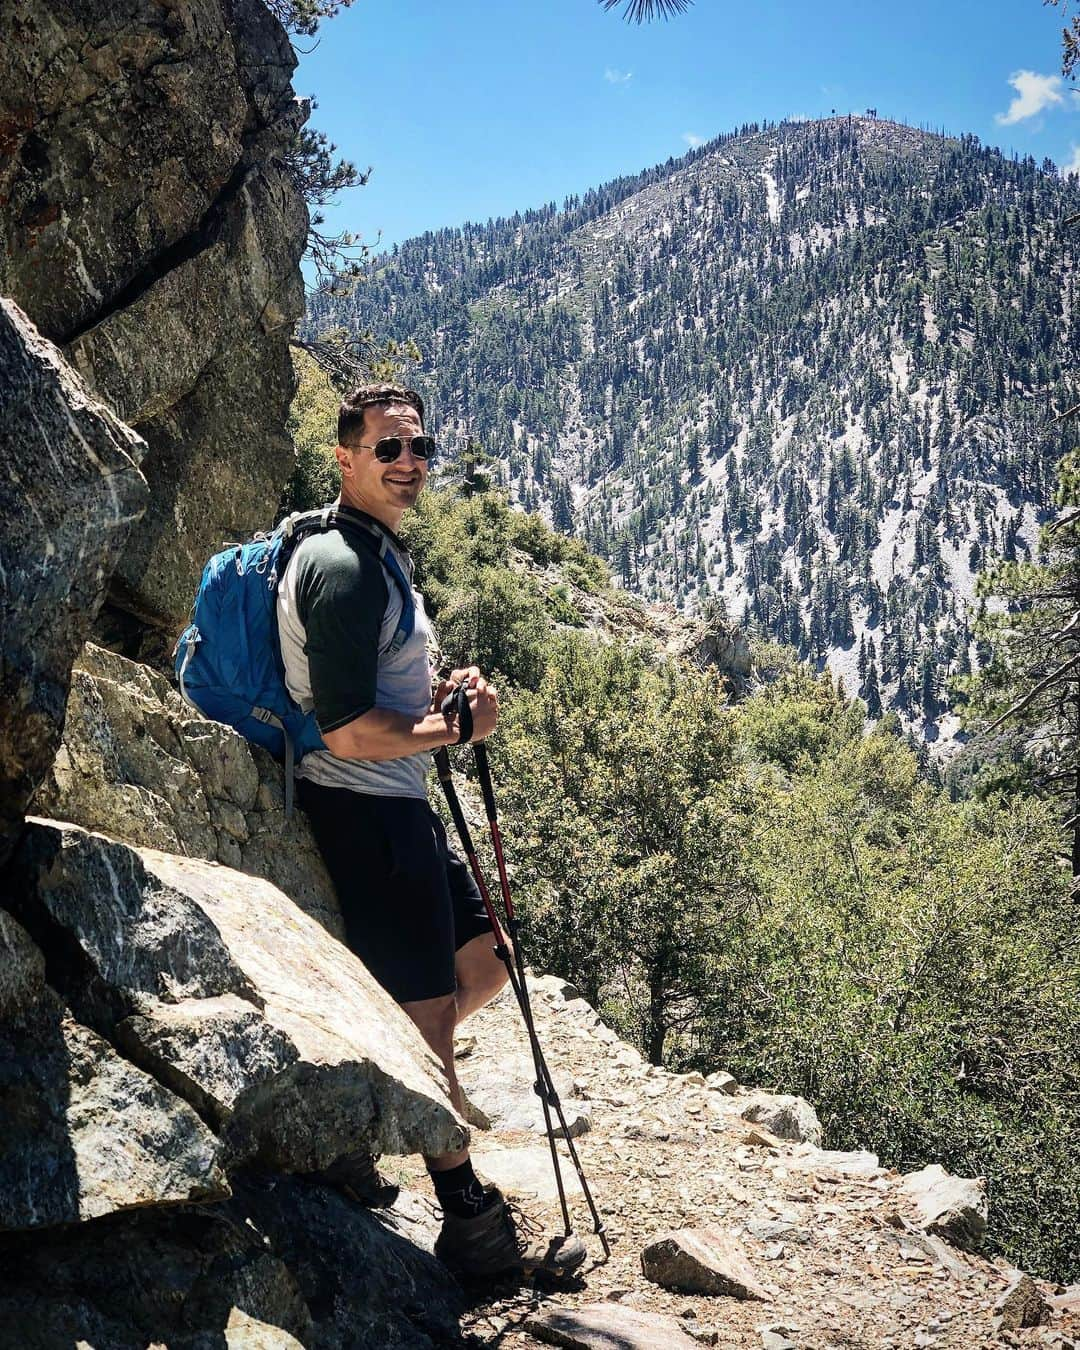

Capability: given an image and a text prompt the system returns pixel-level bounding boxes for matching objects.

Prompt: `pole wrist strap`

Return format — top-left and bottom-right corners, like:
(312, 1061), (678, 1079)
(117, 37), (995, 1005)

(440, 682), (473, 744)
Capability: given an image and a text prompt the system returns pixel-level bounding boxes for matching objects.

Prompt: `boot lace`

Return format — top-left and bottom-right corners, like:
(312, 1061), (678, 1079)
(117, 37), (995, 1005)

(503, 1199), (545, 1253)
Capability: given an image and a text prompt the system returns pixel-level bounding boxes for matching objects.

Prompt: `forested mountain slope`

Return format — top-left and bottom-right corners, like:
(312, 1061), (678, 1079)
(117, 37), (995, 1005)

(308, 116), (1080, 749)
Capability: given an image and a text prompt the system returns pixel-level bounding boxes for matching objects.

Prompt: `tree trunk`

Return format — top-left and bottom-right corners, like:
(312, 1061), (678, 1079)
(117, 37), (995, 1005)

(1073, 687), (1080, 895)
(646, 967), (667, 1065)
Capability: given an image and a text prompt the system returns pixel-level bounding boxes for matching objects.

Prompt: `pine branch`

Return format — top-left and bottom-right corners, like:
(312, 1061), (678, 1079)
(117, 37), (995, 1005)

(289, 334), (377, 390)
(1047, 507), (1080, 535)
(599, 0), (692, 19)
(986, 652), (1080, 733)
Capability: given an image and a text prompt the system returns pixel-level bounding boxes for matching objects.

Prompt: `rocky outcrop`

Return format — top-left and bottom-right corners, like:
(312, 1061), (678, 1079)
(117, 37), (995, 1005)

(32, 642), (342, 936)
(0, 302), (147, 867)
(0, 1177), (464, 1350)
(0, 0), (308, 636)
(0, 911), (227, 1232)
(1, 812), (470, 1342)
(11, 819), (467, 1170)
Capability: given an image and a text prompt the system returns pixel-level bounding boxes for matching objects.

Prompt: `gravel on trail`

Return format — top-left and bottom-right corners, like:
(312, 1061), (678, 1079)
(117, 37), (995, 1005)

(390, 974), (1080, 1350)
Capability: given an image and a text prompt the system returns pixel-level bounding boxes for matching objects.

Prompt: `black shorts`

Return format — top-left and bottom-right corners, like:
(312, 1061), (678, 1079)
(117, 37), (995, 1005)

(297, 779), (494, 1004)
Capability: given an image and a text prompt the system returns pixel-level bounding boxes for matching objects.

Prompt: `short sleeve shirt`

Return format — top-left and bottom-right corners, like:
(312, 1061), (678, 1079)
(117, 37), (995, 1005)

(276, 507), (436, 799)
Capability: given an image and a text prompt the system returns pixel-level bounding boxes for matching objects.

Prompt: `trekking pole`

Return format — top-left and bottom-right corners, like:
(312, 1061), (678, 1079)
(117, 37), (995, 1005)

(469, 740), (610, 1260)
(433, 688), (610, 1259)
(432, 745), (573, 1242)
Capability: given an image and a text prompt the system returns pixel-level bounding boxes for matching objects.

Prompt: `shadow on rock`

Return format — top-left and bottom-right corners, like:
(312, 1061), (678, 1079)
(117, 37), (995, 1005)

(234, 1172), (468, 1347)
(0, 1175), (470, 1349)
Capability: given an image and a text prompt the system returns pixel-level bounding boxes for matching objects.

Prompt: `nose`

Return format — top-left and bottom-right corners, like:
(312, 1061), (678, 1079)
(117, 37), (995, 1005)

(395, 444), (420, 468)
(399, 440), (427, 467)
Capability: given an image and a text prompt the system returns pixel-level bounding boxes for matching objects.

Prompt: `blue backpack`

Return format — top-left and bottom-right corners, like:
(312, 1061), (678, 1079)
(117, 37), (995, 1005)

(173, 506), (415, 814)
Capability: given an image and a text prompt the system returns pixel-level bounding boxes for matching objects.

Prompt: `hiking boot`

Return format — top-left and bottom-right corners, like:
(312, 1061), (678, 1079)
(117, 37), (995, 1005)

(434, 1188), (587, 1281)
(315, 1151), (399, 1208)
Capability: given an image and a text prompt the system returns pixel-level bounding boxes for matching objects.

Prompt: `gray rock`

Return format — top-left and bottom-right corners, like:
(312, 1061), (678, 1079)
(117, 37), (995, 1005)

(884, 1215), (970, 1275)
(992, 1273), (1051, 1332)
(103, 286), (304, 630)
(705, 1070), (739, 1094)
(460, 1043), (592, 1140)
(901, 1163), (988, 1251)
(32, 642), (342, 936)
(459, 979), (594, 1138)
(0, 994), (227, 1231)
(0, 910), (46, 1021)
(0, 1174), (464, 1348)
(66, 168), (304, 434)
(235, 1174), (466, 1349)
(470, 1145), (584, 1203)
(641, 1227), (771, 1300)
(527, 1303), (701, 1349)
(12, 819), (468, 1170)
(0, 300), (146, 866)
(1, 0), (247, 341)
(787, 1145), (881, 1177)
(0, 0), (309, 634)
(758, 1327), (801, 1350)
(0, 1196), (314, 1349)
(740, 1093), (823, 1146)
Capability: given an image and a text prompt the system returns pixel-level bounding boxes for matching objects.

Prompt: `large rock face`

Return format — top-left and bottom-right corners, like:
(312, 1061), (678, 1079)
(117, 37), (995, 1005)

(0, 301), (147, 866)
(0, 0), (308, 634)
(0, 912), (228, 1233)
(11, 819), (467, 1171)
(32, 642), (342, 936)
(0, 1178), (464, 1349)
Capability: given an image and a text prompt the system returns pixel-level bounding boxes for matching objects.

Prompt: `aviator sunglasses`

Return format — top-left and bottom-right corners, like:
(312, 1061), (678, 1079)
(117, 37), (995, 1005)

(353, 435), (436, 463)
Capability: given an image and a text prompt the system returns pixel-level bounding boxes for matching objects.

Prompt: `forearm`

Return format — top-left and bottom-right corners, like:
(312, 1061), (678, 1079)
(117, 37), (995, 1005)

(322, 705), (456, 762)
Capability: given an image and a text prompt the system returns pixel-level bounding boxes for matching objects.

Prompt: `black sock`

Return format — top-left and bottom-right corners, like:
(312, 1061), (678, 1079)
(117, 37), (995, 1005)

(428, 1160), (498, 1218)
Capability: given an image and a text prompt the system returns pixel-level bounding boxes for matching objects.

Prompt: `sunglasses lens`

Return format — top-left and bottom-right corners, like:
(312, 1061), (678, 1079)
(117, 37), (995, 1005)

(374, 436), (434, 461)
(374, 438), (403, 462)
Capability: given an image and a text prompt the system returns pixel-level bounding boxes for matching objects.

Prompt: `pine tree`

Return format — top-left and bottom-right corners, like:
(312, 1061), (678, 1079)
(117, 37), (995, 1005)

(954, 449), (1080, 883)
(864, 656), (884, 718)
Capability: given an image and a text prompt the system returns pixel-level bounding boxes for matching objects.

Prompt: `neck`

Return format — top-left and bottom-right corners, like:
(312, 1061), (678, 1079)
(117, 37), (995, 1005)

(337, 485), (404, 534)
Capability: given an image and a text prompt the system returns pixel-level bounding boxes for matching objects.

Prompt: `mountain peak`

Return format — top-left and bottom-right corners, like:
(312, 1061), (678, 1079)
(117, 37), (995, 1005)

(309, 118), (1079, 757)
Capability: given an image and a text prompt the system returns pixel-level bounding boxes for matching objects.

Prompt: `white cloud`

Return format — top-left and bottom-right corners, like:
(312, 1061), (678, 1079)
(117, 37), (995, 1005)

(683, 132), (705, 148)
(1062, 144), (1080, 176)
(604, 67), (632, 84)
(996, 70), (1066, 125)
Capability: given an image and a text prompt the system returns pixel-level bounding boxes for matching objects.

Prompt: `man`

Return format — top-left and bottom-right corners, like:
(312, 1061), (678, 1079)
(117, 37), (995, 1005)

(276, 383), (585, 1282)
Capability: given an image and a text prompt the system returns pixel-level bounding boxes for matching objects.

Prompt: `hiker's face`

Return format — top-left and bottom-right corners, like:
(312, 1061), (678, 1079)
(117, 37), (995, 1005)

(340, 403), (428, 521)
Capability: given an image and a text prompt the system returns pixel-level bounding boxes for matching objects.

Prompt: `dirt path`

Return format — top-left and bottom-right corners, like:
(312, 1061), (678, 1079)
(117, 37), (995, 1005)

(394, 975), (1079, 1350)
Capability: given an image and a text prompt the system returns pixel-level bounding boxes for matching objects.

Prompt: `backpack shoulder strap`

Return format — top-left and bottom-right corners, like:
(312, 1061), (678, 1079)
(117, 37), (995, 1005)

(273, 507), (416, 656)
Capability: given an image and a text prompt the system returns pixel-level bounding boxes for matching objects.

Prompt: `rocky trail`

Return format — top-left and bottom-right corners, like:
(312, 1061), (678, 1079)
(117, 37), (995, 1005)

(386, 974), (1080, 1350)
(3, 631), (1078, 1347)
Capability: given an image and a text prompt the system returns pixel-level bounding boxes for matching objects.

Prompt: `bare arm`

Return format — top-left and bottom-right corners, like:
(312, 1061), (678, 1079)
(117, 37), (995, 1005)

(322, 678), (499, 761)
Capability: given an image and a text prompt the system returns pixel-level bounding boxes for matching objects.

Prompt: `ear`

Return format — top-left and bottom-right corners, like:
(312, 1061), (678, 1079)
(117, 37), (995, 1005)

(335, 444), (353, 477)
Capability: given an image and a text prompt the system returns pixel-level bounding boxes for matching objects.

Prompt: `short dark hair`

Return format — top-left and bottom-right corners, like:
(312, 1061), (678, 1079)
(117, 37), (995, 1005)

(338, 384), (425, 445)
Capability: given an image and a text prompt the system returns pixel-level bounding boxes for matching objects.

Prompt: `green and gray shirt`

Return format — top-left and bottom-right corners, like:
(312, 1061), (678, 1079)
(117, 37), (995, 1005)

(276, 507), (436, 799)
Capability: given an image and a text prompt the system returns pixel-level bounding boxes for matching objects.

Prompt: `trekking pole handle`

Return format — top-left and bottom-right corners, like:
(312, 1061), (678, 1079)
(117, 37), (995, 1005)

(439, 682), (473, 744)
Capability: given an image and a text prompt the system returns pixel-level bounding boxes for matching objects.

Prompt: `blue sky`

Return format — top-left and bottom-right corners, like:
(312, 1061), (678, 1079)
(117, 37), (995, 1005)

(295, 0), (1080, 257)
